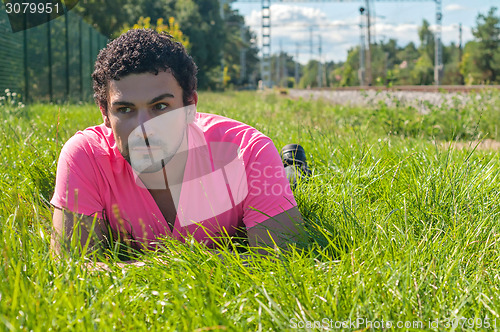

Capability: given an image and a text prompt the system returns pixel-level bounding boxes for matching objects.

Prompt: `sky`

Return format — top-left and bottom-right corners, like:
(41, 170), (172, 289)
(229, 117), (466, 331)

(230, 0), (499, 64)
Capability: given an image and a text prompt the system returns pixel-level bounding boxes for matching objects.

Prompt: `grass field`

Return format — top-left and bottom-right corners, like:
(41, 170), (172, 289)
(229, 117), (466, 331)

(1, 89), (499, 331)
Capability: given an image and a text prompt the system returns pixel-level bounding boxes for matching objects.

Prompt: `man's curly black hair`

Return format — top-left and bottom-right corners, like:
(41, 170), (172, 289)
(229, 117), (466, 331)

(92, 29), (198, 114)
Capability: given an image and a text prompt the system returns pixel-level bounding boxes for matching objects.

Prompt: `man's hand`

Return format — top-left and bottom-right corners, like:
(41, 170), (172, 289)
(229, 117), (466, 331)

(51, 208), (108, 256)
(246, 207), (307, 255)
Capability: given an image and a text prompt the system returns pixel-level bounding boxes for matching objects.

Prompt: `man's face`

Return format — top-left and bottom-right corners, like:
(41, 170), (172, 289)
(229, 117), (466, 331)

(104, 70), (195, 173)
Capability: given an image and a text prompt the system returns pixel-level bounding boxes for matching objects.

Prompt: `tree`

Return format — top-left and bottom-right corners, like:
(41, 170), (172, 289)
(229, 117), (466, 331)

(406, 20), (436, 85)
(411, 53), (434, 85)
(221, 5), (260, 88)
(299, 60), (320, 88)
(460, 41), (483, 84)
(442, 42), (463, 85)
(395, 42), (419, 85)
(469, 7), (500, 83)
(337, 46), (360, 87)
(121, 16), (190, 50)
(72, 0), (138, 37)
(418, 19), (435, 63)
(174, 0), (225, 89)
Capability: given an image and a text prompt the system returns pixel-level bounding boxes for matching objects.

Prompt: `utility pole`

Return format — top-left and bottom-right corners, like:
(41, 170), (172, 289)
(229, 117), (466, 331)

(434, 0), (443, 85)
(260, 0), (271, 88)
(359, 6), (366, 86)
(283, 43), (288, 87)
(458, 23), (464, 85)
(365, 0), (372, 86)
(309, 26), (313, 62)
(277, 40), (282, 86)
(318, 35), (322, 88)
(458, 23), (462, 62)
(295, 43), (299, 87)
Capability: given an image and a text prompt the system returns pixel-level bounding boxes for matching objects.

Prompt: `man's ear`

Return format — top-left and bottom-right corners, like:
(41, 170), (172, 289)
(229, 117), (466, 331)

(186, 91), (198, 123)
(99, 105), (111, 128)
(192, 91), (198, 106)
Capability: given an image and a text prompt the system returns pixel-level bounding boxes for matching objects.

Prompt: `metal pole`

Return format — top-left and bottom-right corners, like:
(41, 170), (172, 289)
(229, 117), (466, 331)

(318, 35), (322, 88)
(365, 0), (372, 86)
(277, 40), (281, 86)
(219, 0), (226, 87)
(283, 43), (288, 86)
(23, 13), (29, 103)
(47, 15), (53, 102)
(65, 11), (70, 100)
(295, 43), (299, 87)
(359, 7), (366, 86)
(434, 0), (442, 85)
(89, 26), (93, 97)
(79, 17), (83, 100)
(260, 0), (271, 88)
(309, 26), (313, 62)
(459, 23), (463, 84)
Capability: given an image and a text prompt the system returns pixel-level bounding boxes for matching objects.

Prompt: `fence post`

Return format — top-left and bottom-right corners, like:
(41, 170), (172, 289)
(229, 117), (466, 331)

(94, 29), (98, 59)
(79, 17), (83, 100)
(47, 15), (53, 102)
(23, 13), (29, 103)
(88, 26), (92, 99)
(65, 11), (70, 100)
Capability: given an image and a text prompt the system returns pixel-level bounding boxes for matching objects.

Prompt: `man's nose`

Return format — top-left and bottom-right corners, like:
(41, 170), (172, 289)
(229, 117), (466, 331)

(137, 109), (155, 126)
(136, 110), (156, 139)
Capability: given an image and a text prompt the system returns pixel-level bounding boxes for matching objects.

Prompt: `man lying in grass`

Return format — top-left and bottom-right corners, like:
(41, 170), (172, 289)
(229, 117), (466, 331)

(50, 29), (305, 262)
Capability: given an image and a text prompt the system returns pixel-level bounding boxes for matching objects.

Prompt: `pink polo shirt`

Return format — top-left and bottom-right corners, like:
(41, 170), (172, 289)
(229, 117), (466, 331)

(50, 112), (296, 248)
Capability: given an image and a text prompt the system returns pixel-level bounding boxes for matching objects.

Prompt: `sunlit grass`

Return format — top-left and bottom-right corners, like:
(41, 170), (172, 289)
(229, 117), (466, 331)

(1, 90), (499, 330)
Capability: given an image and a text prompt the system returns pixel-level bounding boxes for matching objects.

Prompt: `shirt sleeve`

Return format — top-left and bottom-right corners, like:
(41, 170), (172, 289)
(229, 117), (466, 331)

(50, 133), (104, 219)
(242, 137), (297, 228)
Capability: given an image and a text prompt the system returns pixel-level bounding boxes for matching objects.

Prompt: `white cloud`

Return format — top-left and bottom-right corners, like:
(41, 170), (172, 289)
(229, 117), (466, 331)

(246, 4), (360, 63)
(444, 4), (467, 12)
(247, 4), (331, 27)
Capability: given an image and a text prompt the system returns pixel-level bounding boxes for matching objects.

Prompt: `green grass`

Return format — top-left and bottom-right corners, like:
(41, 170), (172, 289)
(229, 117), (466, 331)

(1, 90), (500, 331)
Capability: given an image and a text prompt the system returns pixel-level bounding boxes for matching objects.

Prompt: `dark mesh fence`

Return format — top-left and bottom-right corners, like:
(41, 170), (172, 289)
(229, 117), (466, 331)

(0, 8), (23, 96)
(0, 3), (107, 102)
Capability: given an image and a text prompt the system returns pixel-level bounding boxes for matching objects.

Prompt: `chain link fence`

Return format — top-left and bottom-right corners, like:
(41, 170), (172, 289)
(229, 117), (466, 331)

(0, 4), (107, 103)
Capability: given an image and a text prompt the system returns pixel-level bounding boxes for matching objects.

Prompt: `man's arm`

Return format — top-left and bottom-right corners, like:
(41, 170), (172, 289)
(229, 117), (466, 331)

(246, 206), (307, 254)
(51, 207), (108, 256)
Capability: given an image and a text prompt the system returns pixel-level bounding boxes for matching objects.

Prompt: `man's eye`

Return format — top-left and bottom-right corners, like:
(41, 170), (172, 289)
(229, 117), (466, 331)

(154, 103), (168, 111)
(117, 107), (132, 114)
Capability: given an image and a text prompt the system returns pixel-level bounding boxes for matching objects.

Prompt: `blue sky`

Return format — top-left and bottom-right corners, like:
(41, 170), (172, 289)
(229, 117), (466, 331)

(231, 0), (499, 64)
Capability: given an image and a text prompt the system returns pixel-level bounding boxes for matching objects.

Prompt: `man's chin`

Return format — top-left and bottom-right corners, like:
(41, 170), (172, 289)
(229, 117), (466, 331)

(131, 161), (165, 174)
(130, 155), (177, 174)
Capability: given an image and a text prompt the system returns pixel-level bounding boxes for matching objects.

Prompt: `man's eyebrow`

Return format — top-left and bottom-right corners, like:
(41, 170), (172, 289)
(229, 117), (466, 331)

(111, 101), (135, 107)
(111, 93), (175, 107)
(148, 93), (175, 105)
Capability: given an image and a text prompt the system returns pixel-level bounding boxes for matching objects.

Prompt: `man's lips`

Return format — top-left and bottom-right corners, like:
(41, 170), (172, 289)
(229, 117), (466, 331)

(130, 146), (162, 151)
